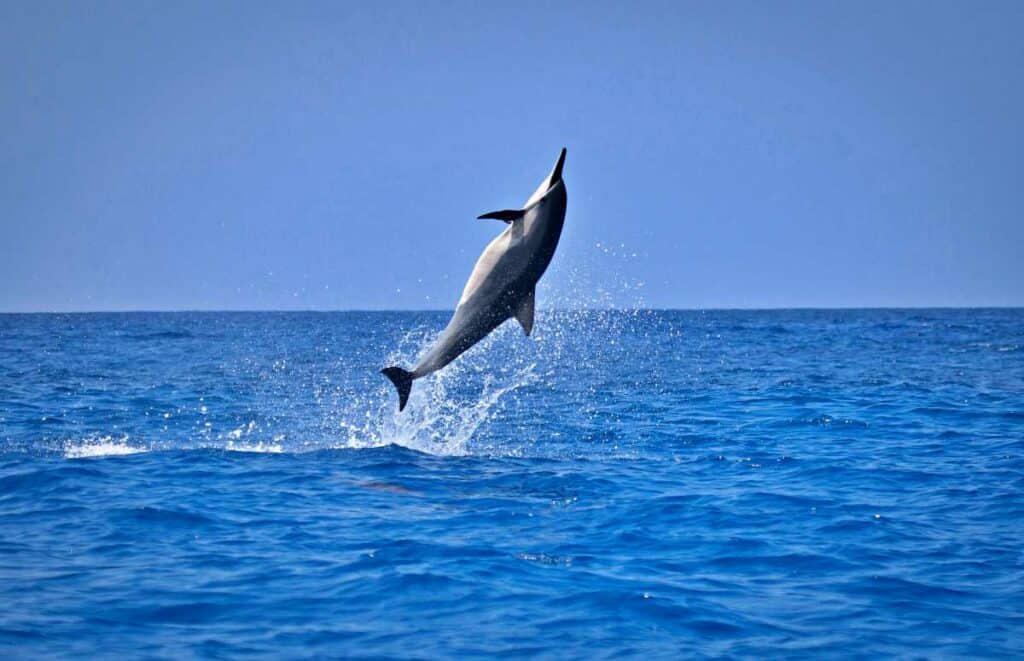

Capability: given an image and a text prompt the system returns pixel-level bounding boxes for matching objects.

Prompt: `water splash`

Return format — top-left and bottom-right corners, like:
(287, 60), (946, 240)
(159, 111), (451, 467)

(336, 325), (540, 456)
(318, 237), (650, 457)
(361, 238), (650, 455)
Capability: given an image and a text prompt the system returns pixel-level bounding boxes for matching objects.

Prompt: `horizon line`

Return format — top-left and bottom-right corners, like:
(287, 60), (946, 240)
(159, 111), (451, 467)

(1, 305), (1022, 315)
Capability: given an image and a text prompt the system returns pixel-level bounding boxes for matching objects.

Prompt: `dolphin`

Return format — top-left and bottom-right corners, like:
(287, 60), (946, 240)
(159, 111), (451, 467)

(381, 148), (568, 411)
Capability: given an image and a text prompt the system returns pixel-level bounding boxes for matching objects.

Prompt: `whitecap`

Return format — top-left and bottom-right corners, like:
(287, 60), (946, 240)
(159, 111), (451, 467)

(63, 435), (147, 458)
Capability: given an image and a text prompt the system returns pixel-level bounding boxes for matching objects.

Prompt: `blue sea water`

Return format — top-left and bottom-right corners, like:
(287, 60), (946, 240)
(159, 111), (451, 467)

(1, 309), (1022, 657)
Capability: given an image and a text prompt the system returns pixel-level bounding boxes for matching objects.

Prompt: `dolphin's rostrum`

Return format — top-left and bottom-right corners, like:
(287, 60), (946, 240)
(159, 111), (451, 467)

(381, 148), (568, 411)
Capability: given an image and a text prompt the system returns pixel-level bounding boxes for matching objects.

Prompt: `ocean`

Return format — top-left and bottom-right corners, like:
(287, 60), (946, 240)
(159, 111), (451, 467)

(1, 309), (1021, 657)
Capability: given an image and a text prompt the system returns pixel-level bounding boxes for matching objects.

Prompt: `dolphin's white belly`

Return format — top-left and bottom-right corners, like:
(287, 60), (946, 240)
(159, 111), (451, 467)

(457, 224), (535, 308)
(410, 224), (537, 376)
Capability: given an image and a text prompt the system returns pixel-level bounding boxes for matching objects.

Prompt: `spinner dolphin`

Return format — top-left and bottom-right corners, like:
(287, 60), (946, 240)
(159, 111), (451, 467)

(382, 148), (568, 411)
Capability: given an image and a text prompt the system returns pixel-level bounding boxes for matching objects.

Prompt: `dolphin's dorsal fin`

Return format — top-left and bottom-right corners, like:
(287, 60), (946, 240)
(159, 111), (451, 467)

(514, 289), (535, 335)
(477, 209), (524, 224)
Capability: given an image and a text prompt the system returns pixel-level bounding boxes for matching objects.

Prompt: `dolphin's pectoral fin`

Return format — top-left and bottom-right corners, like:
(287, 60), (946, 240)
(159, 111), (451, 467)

(514, 289), (535, 336)
(477, 209), (524, 224)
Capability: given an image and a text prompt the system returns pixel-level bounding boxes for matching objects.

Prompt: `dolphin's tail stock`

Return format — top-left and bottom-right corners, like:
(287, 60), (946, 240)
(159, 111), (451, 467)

(381, 367), (414, 412)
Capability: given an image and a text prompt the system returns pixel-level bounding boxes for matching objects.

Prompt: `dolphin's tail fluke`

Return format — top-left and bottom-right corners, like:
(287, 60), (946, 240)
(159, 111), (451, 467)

(381, 367), (414, 412)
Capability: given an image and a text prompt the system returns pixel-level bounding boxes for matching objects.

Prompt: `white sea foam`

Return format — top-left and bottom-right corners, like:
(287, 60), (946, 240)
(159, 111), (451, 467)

(224, 440), (285, 453)
(63, 435), (147, 458)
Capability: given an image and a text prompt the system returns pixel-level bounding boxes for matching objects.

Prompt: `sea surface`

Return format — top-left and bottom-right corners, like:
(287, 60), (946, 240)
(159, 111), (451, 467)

(1, 309), (1022, 658)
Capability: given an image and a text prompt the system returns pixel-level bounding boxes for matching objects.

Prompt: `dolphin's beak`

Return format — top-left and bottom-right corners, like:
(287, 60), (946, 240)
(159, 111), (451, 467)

(549, 148), (567, 186)
(523, 148), (568, 208)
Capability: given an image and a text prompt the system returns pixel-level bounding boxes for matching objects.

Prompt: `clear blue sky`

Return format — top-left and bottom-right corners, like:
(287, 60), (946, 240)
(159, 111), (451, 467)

(2, 1), (1022, 311)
